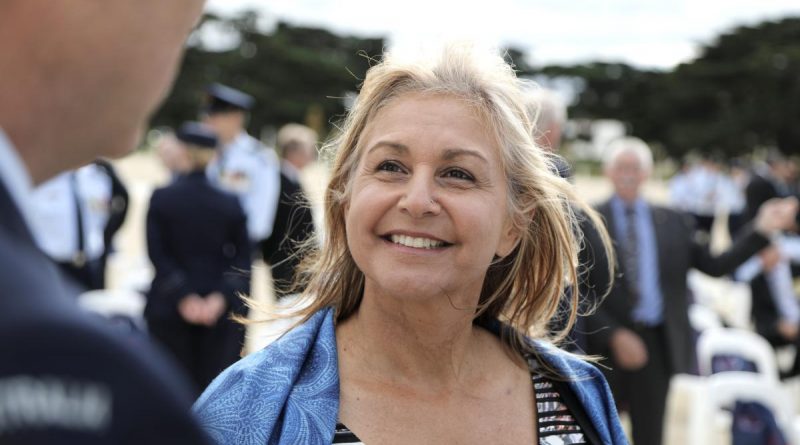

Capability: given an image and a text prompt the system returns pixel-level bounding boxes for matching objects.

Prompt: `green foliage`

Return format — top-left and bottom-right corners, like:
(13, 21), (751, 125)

(151, 13), (385, 141)
(528, 17), (800, 158)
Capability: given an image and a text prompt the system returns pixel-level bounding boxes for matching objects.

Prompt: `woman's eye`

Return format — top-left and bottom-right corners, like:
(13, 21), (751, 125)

(377, 161), (404, 173)
(443, 169), (474, 181)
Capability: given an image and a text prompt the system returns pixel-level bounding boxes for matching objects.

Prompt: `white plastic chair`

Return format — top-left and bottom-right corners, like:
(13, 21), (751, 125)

(705, 372), (797, 444)
(687, 270), (752, 329)
(688, 303), (723, 332)
(666, 372), (800, 445)
(697, 327), (779, 381)
(664, 373), (710, 445)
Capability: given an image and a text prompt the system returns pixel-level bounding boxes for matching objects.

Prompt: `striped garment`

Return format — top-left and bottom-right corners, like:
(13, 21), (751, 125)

(333, 362), (586, 444)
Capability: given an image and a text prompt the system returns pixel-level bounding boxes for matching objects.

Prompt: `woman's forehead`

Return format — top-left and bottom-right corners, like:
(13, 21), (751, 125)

(356, 92), (500, 157)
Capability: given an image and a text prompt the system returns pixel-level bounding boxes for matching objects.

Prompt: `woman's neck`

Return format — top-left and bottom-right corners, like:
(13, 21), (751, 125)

(337, 288), (495, 392)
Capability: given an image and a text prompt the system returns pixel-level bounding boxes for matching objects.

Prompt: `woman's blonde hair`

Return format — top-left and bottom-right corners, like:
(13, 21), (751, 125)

(283, 43), (613, 355)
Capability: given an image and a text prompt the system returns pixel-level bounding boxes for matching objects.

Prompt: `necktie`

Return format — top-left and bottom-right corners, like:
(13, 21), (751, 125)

(623, 205), (640, 298)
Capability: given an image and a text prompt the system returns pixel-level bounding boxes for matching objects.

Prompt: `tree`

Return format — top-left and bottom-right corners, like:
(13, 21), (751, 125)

(151, 12), (385, 141)
(532, 18), (800, 158)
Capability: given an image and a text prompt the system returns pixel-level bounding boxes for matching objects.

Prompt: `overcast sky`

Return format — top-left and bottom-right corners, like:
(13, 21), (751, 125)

(205, 0), (800, 69)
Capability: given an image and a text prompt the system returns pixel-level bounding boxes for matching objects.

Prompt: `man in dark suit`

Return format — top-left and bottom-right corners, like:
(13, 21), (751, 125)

(261, 124), (317, 299)
(0, 1), (211, 443)
(583, 137), (797, 445)
(146, 122), (251, 393)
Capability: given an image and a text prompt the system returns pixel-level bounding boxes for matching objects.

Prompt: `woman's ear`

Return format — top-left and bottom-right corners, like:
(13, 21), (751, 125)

(495, 217), (521, 258)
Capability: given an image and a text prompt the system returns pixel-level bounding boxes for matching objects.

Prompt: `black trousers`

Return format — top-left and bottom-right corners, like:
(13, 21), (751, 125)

(608, 324), (672, 445)
(148, 316), (245, 395)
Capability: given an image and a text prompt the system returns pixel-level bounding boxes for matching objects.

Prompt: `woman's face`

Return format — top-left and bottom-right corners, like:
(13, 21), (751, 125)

(345, 93), (519, 305)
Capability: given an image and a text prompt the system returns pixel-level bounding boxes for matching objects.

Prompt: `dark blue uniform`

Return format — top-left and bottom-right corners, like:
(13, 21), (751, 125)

(145, 170), (251, 393)
(0, 180), (211, 444)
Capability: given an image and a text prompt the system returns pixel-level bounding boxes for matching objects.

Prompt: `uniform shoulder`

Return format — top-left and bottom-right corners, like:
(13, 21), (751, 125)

(1, 309), (194, 393)
(149, 182), (177, 201)
(0, 308), (210, 441)
(204, 183), (245, 214)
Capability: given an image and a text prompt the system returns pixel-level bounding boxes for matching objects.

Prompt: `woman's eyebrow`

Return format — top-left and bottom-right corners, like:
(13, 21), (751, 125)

(365, 142), (489, 165)
(366, 141), (408, 156)
(442, 148), (488, 164)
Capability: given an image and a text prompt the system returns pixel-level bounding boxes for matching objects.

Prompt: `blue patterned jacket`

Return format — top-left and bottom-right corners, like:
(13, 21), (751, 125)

(194, 307), (628, 444)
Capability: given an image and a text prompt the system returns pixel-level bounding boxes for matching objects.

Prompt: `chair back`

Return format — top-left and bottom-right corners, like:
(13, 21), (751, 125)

(697, 327), (778, 381)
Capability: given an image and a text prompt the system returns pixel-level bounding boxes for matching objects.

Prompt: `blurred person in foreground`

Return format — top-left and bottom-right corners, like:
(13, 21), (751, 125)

(582, 137), (798, 445)
(203, 83), (281, 250)
(145, 122), (251, 394)
(0, 1), (211, 444)
(195, 44), (628, 444)
(261, 123), (318, 300)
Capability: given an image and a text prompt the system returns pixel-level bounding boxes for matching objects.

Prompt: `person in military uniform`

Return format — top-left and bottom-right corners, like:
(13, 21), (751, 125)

(203, 83), (281, 249)
(261, 123), (317, 299)
(145, 122), (251, 394)
(0, 1), (211, 443)
(29, 159), (129, 292)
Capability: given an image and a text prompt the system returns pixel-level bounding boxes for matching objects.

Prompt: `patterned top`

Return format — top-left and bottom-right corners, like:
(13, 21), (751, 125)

(534, 373), (587, 444)
(332, 357), (587, 444)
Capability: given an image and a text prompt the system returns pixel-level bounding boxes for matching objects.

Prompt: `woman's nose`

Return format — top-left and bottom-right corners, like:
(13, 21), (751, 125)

(398, 175), (441, 218)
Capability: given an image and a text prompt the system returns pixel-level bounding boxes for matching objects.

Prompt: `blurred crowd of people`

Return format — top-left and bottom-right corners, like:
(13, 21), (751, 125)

(522, 85), (800, 444)
(28, 83), (320, 395)
(670, 152), (800, 378)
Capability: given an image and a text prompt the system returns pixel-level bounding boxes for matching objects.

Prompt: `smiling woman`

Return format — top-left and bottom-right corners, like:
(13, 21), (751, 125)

(345, 93), (518, 312)
(194, 43), (626, 445)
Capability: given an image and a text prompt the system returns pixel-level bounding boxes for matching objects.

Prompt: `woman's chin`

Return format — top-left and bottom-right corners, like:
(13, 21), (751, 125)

(365, 277), (476, 311)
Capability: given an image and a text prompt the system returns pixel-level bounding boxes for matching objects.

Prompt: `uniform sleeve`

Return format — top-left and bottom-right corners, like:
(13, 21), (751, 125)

(146, 192), (193, 304)
(246, 149), (281, 241)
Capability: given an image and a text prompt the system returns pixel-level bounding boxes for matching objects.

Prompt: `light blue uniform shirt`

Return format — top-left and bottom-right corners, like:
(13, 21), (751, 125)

(207, 132), (280, 242)
(29, 164), (112, 262)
